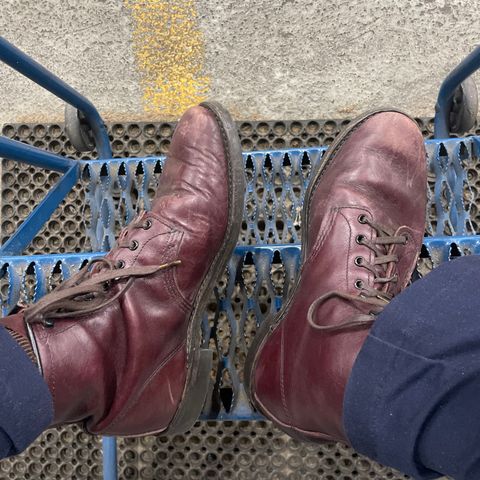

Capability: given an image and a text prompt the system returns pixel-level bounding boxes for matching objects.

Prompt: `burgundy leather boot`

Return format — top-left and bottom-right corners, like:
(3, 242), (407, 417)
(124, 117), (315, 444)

(245, 109), (427, 444)
(1, 101), (245, 436)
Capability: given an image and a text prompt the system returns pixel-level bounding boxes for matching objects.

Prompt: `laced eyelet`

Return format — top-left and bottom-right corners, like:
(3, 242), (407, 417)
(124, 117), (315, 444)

(354, 279), (364, 289)
(129, 240), (139, 251)
(116, 259), (125, 269)
(143, 219), (152, 230)
(356, 234), (365, 245)
(358, 214), (368, 224)
(354, 256), (364, 266)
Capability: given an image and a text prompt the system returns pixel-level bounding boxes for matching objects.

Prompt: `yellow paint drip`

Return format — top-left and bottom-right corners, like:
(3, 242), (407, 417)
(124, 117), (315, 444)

(125, 0), (210, 118)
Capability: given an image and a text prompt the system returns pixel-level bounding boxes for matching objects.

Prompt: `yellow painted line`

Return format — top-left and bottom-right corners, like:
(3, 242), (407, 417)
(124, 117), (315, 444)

(125, 0), (210, 118)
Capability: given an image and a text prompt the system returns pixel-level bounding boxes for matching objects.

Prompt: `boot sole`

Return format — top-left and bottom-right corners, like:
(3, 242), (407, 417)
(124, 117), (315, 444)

(244, 107), (415, 443)
(163, 101), (246, 435)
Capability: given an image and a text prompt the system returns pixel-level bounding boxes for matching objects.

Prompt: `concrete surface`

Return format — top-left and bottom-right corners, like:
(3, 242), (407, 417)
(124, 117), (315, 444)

(0, 0), (479, 123)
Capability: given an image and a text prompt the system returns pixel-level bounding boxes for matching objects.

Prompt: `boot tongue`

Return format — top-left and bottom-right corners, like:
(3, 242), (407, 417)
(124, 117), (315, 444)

(0, 313), (39, 367)
(382, 225), (407, 296)
(370, 222), (403, 297)
(0, 312), (30, 342)
(5, 326), (38, 365)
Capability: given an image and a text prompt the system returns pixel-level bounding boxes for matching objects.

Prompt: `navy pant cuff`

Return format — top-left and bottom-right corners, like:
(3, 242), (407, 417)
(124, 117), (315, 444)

(0, 326), (53, 456)
(343, 331), (441, 479)
(343, 256), (480, 480)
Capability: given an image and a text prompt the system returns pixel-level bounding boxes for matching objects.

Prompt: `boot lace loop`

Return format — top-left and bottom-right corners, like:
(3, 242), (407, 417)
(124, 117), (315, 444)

(24, 212), (180, 327)
(307, 216), (407, 332)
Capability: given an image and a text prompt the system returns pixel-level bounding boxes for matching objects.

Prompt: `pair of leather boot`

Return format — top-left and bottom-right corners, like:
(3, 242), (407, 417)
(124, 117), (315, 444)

(1, 102), (426, 444)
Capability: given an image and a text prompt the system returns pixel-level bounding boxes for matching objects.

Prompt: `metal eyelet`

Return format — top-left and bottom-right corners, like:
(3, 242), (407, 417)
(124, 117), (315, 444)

(356, 234), (365, 245)
(354, 256), (364, 266)
(354, 279), (364, 289)
(143, 219), (152, 230)
(403, 235), (409, 244)
(129, 240), (139, 251)
(116, 259), (125, 269)
(358, 214), (368, 224)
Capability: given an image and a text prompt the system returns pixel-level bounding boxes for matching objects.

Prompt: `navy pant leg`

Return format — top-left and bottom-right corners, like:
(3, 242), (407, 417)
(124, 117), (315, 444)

(343, 255), (480, 480)
(0, 326), (53, 458)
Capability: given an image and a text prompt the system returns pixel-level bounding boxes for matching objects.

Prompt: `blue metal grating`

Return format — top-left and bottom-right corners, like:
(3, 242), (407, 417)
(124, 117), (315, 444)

(80, 148), (325, 251)
(80, 136), (480, 253)
(427, 135), (479, 235)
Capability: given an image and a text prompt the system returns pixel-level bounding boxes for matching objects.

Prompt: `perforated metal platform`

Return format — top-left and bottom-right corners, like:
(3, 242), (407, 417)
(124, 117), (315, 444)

(1, 117), (471, 479)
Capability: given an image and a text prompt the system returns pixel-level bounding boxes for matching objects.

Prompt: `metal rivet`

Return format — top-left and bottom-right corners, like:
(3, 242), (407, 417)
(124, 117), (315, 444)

(356, 234), (365, 245)
(354, 279), (364, 289)
(143, 219), (152, 230)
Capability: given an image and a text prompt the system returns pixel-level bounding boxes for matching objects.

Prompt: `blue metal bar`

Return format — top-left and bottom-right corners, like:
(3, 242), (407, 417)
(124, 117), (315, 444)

(80, 156), (165, 167)
(434, 44), (480, 139)
(1, 236), (476, 268)
(423, 234), (480, 248)
(0, 136), (76, 172)
(0, 251), (102, 265)
(0, 36), (112, 158)
(0, 165), (79, 255)
(102, 437), (118, 480)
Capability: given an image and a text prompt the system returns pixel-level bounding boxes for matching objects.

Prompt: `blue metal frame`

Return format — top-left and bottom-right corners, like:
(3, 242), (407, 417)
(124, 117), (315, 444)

(0, 136), (79, 254)
(0, 141), (77, 255)
(0, 36), (113, 255)
(0, 36), (112, 158)
(434, 44), (480, 139)
(102, 437), (117, 480)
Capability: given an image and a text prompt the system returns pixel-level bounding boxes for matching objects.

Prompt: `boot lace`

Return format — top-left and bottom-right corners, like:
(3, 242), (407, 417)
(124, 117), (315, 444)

(24, 213), (181, 327)
(307, 214), (407, 332)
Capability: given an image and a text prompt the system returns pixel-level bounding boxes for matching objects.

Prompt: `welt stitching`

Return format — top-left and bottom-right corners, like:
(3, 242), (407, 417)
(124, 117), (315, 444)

(279, 325), (293, 425)
(338, 210), (353, 287)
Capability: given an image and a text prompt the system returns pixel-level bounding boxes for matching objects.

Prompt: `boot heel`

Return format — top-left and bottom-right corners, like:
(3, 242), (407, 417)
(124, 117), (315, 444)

(167, 348), (213, 434)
